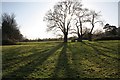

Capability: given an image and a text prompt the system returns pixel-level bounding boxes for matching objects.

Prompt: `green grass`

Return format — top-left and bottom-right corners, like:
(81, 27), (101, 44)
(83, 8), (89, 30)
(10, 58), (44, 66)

(2, 40), (120, 78)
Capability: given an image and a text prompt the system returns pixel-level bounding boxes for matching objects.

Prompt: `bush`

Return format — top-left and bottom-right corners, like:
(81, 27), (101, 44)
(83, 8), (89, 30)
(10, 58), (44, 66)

(93, 36), (120, 41)
(71, 39), (76, 42)
(2, 40), (16, 45)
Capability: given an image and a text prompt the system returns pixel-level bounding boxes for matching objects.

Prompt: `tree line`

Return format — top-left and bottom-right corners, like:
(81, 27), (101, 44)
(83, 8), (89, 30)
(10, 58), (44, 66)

(1, 13), (24, 45)
(44, 0), (120, 42)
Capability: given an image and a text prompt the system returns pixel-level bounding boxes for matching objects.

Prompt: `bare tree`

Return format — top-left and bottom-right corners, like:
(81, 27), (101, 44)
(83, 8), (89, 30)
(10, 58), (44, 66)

(75, 8), (89, 42)
(44, 0), (82, 42)
(2, 13), (23, 44)
(88, 10), (103, 41)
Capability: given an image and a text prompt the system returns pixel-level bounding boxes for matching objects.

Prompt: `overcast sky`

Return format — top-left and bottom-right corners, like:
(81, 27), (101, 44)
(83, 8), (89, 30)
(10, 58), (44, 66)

(1, 0), (119, 39)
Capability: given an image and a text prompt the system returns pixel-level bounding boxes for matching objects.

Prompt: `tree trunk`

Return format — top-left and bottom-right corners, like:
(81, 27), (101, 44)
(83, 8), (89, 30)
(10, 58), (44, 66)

(88, 23), (94, 41)
(88, 33), (92, 41)
(77, 26), (82, 42)
(64, 32), (68, 42)
(77, 33), (82, 42)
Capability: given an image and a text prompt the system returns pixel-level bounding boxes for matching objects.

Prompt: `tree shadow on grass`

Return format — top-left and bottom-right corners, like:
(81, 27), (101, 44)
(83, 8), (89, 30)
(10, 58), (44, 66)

(2, 47), (24, 59)
(67, 43), (88, 78)
(52, 43), (78, 78)
(82, 41), (120, 78)
(91, 41), (117, 52)
(3, 46), (44, 68)
(82, 41), (120, 61)
(3, 45), (49, 63)
(3, 43), (63, 78)
(68, 42), (120, 78)
(2, 47), (50, 72)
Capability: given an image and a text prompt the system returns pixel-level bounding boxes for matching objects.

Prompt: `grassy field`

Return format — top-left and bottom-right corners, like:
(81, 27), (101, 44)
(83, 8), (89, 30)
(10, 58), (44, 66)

(2, 40), (120, 78)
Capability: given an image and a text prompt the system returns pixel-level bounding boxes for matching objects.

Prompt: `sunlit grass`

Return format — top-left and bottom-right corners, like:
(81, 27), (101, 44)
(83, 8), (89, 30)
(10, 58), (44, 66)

(2, 40), (120, 78)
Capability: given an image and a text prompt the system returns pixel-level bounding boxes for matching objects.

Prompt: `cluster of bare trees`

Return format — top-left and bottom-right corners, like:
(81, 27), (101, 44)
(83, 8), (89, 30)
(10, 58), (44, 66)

(1, 13), (24, 45)
(44, 0), (103, 42)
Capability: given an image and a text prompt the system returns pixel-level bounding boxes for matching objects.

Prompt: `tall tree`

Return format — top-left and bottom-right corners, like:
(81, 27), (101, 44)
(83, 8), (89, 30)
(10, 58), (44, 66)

(88, 11), (103, 41)
(44, 0), (82, 42)
(75, 8), (89, 42)
(2, 13), (23, 44)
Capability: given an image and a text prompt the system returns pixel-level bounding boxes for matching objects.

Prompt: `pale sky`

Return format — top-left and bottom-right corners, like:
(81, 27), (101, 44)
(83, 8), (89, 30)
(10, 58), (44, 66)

(1, 0), (119, 39)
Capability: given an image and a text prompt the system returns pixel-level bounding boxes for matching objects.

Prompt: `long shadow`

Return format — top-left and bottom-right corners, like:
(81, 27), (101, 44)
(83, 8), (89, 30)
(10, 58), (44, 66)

(2, 47), (50, 71)
(2, 44), (55, 70)
(52, 43), (77, 78)
(2, 46), (39, 66)
(91, 41), (117, 52)
(3, 43), (63, 78)
(67, 43), (87, 78)
(82, 42), (120, 77)
(2, 46), (23, 58)
(82, 42), (120, 61)
(2, 47), (29, 70)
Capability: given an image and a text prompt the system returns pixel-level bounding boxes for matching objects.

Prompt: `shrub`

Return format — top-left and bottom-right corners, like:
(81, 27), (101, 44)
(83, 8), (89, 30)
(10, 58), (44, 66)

(2, 40), (16, 45)
(93, 36), (120, 41)
(71, 39), (76, 42)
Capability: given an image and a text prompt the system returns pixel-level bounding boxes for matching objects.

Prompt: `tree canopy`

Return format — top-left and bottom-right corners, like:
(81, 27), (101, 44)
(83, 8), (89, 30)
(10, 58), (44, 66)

(2, 13), (23, 44)
(44, 0), (103, 42)
(44, 0), (83, 42)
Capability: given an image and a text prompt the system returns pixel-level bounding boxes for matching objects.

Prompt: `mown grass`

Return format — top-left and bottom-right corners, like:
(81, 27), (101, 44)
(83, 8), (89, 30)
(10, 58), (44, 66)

(2, 40), (120, 78)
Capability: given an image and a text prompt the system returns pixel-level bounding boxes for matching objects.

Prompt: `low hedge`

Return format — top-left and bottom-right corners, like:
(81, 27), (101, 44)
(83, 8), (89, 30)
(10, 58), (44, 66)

(2, 40), (16, 45)
(93, 36), (120, 41)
